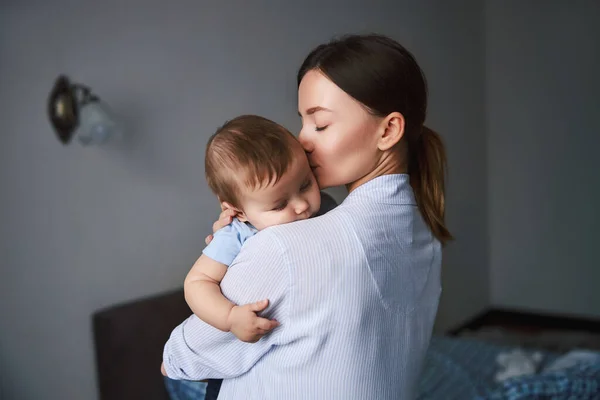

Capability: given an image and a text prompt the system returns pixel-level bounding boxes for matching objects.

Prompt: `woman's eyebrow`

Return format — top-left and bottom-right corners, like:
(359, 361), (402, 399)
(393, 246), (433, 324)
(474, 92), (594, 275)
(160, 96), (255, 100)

(298, 106), (333, 117)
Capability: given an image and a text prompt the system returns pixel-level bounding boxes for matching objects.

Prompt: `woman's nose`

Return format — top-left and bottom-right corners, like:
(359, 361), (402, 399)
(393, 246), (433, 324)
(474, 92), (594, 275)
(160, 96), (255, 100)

(298, 130), (314, 153)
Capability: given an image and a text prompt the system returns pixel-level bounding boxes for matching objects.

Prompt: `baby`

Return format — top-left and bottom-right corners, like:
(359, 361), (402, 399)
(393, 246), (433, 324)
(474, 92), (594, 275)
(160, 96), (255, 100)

(184, 115), (322, 342)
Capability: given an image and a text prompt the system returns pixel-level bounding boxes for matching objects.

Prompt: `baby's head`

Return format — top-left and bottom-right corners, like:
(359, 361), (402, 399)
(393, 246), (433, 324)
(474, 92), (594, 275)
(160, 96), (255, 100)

(205, 115), (321, 231)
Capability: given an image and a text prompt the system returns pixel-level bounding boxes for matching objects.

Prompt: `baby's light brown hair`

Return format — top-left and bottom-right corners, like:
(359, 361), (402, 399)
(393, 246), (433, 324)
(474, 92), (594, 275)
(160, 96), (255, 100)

(205, 115), (297, 208)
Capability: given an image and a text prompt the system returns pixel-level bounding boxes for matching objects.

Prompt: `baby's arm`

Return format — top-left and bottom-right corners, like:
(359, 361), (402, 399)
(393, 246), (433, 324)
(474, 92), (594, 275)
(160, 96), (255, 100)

(184, 254), (279, 342)
(184, 254), (234, 331)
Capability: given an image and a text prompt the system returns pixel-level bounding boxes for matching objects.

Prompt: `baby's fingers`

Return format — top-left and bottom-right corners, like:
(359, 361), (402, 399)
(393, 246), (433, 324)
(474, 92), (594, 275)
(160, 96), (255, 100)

(219, 207), (237, 218)
(249, 299), (270, 312)
(212, 214), (233, 233)
(256, 317), (279, 332)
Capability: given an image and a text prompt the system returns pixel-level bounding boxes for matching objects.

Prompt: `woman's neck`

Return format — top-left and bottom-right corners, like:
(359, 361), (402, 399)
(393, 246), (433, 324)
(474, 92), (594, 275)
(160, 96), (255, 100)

(346, 150), (407, 193)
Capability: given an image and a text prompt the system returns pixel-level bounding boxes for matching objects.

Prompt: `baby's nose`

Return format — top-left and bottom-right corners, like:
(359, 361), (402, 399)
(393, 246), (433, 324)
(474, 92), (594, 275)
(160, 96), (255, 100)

(294, 198), (309, 214)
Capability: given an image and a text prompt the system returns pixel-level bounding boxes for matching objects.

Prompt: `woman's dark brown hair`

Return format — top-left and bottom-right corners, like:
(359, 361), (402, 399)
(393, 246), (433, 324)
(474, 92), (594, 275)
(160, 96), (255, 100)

(298, 34), (452, 245)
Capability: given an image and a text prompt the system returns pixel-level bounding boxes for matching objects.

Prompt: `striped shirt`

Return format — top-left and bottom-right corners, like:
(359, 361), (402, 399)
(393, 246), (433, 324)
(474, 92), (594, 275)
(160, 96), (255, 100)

(163, 174), (442, 399)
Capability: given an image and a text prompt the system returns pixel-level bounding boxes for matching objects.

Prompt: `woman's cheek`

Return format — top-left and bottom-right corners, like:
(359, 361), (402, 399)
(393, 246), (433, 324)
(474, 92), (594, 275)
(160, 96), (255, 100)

(322, 134), (343, 162)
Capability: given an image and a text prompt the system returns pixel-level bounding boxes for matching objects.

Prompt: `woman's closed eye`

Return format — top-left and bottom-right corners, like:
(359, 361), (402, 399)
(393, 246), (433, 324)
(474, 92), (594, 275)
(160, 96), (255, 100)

(315, 125), (328, 132)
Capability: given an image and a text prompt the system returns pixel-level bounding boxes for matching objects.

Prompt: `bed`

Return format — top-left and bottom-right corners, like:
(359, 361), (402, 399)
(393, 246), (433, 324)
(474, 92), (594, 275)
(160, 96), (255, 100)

(93, 289), (600, 399)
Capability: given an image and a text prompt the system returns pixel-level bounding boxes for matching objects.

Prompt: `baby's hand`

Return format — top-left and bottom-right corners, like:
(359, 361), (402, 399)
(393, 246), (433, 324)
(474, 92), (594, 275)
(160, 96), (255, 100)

(228, 299), (279, 343)
(205, 208), (237, 245)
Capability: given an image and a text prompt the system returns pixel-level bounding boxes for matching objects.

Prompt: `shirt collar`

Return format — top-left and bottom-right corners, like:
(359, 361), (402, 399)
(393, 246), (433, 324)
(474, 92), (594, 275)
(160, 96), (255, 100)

(343, 174), (416, 206)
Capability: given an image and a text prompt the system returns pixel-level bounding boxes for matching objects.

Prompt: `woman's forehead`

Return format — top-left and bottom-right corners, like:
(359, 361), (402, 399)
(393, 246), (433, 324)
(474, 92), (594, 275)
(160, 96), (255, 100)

(299, 72), (339, 107)
(298, 70), (360, 115)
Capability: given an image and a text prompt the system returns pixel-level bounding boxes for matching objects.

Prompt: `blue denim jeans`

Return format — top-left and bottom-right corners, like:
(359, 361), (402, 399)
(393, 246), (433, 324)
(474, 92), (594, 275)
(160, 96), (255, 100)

(163, 377), (207, 400)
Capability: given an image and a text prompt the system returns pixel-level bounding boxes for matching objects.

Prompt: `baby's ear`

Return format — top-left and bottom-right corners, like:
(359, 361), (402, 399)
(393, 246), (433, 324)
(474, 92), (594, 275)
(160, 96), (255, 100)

(220, 201), (246, 221)
(236, 211), (248, 222)
(220, 201), (235, 212)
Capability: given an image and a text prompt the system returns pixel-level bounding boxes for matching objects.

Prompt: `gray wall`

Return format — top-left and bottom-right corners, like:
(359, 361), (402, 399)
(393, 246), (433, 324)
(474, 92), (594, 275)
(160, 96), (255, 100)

(486, 1), (600, 316)
(0, 1), (487, 398)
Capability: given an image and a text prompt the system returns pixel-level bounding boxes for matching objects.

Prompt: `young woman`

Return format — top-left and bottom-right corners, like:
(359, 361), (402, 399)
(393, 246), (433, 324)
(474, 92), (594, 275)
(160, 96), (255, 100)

(164, 34), (451, 400)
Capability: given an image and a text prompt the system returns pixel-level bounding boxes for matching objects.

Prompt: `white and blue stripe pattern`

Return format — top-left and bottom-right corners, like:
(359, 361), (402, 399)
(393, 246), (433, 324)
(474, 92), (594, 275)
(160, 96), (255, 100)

(163, 174), (442, 399)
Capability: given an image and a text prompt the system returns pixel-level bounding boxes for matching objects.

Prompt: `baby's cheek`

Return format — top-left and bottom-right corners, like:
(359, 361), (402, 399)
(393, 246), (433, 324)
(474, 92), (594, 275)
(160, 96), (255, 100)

(312, 191), (322, 211)
(264, 213), (289, 229)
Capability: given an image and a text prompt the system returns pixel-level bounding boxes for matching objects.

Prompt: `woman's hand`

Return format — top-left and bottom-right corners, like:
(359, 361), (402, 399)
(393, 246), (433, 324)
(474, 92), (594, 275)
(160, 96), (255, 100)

(205, 208), (237, 245)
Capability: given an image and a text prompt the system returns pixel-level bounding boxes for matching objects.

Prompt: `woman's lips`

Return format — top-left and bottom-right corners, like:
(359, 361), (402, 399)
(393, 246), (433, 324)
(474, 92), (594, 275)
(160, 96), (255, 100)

(308, 156), (319, 170)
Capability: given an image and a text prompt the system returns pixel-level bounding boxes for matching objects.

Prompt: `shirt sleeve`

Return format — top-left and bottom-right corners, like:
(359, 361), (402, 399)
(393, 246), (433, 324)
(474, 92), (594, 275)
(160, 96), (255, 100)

(163, 229), (290, 380)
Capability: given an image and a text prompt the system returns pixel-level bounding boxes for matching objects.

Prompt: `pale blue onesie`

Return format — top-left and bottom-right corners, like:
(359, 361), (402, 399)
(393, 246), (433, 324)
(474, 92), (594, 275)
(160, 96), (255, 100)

(202, 218), (257, 266)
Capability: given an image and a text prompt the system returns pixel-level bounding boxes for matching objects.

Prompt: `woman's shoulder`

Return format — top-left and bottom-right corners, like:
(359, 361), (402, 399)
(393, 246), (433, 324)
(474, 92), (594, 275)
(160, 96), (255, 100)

(254, 206), (354, 251)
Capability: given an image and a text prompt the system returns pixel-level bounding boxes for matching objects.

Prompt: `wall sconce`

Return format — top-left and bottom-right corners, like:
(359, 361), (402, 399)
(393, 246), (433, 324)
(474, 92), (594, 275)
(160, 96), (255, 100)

(47, 75), (120, 146)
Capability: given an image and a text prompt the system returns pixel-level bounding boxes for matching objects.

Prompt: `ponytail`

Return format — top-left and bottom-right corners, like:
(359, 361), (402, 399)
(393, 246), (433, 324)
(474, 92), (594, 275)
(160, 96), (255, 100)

(409, 126), (453, 245)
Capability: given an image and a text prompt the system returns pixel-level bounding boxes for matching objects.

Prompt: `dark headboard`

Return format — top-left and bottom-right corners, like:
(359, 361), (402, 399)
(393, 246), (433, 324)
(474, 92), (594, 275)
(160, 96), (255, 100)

(92, 289), (190, 400)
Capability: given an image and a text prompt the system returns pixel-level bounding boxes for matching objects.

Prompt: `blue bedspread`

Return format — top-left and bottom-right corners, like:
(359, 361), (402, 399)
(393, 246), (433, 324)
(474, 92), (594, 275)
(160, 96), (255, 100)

(417, 336), (556, 399)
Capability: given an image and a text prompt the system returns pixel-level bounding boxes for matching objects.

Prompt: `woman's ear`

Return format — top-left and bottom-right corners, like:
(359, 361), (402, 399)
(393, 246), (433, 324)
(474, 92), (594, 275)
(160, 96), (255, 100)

(377, 112), (405, 151)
